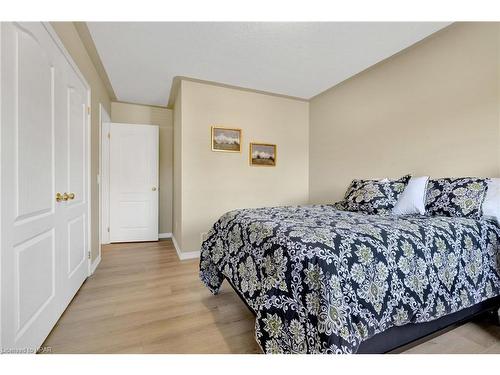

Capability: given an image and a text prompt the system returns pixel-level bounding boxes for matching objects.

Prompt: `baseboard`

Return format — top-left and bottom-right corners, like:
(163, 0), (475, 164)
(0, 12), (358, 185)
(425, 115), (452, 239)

(90, 254), (101, 275)
(158, 232), (172, 239)
(178, 250), (201, 260)
(171, 236), (200, 260)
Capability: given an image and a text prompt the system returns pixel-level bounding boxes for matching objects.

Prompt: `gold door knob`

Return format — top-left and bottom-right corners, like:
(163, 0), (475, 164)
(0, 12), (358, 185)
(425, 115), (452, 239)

(56, 192), (69, 202)
(152, 187), (157, 191)
(68, 192), (75, 200)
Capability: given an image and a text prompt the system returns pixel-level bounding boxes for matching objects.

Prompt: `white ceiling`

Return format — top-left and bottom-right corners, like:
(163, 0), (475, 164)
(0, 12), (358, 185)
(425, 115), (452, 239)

(87, 22), (450, 107)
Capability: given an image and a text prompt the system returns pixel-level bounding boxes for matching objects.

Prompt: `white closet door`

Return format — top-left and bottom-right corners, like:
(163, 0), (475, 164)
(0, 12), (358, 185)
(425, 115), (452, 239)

(110, 123), (159, 242)
(59, 59), (90, 307)
(0, 22), (90, 351)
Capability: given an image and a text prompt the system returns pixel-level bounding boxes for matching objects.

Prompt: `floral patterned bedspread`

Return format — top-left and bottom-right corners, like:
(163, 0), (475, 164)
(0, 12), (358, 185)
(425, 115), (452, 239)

(199, 205), (500, 353)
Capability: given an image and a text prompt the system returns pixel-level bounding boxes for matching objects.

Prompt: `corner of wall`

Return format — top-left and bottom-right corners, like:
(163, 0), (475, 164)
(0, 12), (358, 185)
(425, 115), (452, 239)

(305, 100), (311, 204)
(172, 81), (183, 252)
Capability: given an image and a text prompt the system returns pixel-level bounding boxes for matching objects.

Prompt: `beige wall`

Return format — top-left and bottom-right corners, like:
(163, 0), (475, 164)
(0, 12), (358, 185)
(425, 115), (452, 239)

(175, 80), (309, 252)
(51, 22), (112, 262)
(309, 22), (500, 204)
(111, 102), (173, 234)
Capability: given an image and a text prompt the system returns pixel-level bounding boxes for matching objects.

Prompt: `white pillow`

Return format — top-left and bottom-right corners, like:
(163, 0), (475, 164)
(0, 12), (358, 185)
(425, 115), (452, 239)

(392, 176), (429, 215)
(482, 178), (500, 223)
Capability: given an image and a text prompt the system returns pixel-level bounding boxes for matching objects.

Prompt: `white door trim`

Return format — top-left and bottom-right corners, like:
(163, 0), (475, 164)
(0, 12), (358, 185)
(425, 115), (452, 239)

(86, 88), (92, 277)
(99, 104), (111, 247)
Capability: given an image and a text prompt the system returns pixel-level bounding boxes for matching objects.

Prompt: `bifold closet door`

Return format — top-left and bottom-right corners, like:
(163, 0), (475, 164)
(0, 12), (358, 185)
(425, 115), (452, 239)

(109, 123), (159, 242)
(0, 22), (89, 352)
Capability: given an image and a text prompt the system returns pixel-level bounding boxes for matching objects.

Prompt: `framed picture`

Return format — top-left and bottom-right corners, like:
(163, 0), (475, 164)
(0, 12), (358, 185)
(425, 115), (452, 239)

(249, 143), (277, 167)
(211, 126), (241, 152)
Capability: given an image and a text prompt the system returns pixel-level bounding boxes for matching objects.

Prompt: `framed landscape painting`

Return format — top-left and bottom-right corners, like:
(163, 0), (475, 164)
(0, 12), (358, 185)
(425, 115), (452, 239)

(211, 126), (241, 152)
(249, 143), (277, 167)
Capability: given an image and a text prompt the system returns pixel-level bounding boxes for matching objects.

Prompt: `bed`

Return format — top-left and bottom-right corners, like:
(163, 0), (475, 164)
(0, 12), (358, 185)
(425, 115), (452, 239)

(199, 204), (500, 353)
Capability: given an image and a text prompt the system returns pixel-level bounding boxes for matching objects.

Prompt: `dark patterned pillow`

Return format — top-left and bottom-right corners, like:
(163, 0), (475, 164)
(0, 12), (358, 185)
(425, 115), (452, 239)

(337, 175), (411, 215)
(425, 178), (489, 219)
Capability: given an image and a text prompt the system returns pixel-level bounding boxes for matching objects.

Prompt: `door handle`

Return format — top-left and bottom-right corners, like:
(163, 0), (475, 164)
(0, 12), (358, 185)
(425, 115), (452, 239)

(56, 192), (69, 202)
(67, 192), (75, 200)
(152, 187), (157, 191)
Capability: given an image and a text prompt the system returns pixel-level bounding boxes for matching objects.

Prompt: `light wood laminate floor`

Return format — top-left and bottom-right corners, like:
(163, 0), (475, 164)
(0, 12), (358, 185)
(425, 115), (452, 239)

(42, 240), (500, 354)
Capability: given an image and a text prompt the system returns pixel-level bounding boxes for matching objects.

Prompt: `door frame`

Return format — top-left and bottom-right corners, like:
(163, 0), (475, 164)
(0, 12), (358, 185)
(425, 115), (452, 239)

(43, 22), (92, 276)
(99, 104), (111, 248)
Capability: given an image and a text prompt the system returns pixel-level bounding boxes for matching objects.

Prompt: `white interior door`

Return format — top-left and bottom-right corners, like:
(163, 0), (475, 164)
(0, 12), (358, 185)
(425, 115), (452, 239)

(110, 123), (159, 242)
(1, 22), (90, 351)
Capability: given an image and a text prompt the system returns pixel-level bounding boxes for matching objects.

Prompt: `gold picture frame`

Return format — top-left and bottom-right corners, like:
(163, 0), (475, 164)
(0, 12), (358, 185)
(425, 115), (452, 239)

(211, 126), (242, 153)
(249, 143), (277, 167)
